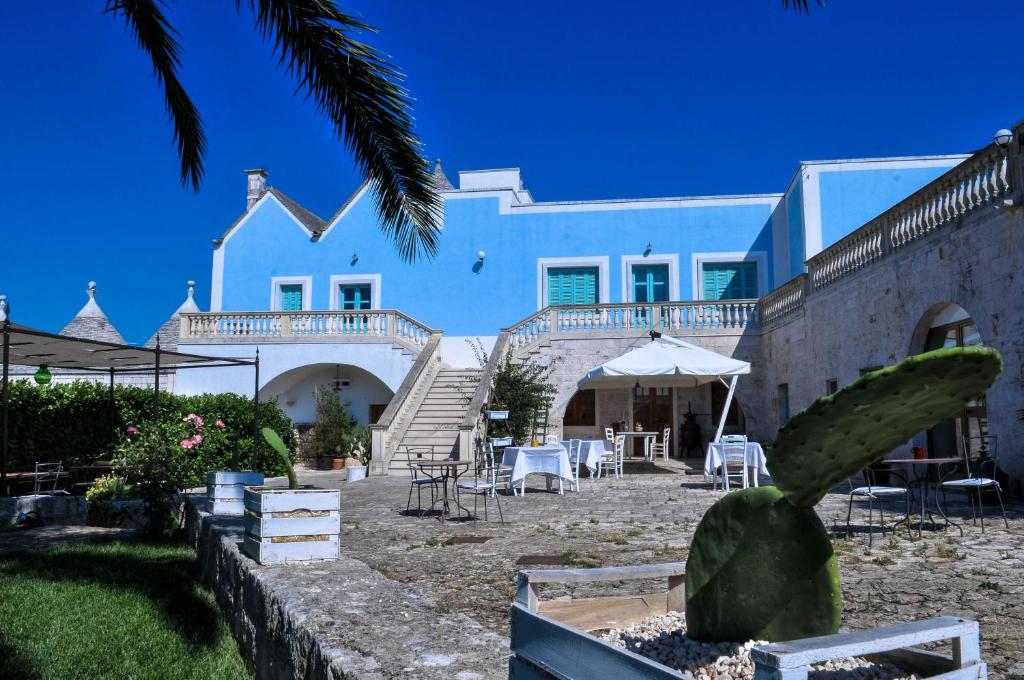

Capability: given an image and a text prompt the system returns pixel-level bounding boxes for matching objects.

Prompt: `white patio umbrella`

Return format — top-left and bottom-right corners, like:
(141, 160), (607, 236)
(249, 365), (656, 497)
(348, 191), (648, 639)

(577, 334), (750, 442)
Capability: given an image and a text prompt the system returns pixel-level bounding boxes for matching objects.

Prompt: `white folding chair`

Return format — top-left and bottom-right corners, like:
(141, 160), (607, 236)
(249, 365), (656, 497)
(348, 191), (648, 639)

(716, 436), (749, 491)
(598, 436), (624, 479)
(649, 427), (671, 461)
(545, 433), (560, 446)
(566, 439), (583, 491)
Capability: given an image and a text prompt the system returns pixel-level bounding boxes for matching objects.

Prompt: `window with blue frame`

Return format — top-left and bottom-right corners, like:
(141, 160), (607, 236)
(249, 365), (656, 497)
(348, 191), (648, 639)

(338, 284), (372, 310)
(279, 284), (304, 311)
(631, 264), (669, 303)
(701, 262), (758, 301)
(547, 267), (598, 306)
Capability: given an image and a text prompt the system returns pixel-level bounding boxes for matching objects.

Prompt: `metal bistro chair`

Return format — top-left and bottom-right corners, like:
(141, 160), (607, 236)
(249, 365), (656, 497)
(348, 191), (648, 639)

(845, 465), (912, 549)
(456, 446), (504, 523)
(33, 462), (68, 496)
(597, 435), (624, 479)
(487, 442), (515, 496)
(649, 427), (671, 461)
(714, 435), (749, 491)
(939, 436), (1009, 533)
(405, 447), (440, 515)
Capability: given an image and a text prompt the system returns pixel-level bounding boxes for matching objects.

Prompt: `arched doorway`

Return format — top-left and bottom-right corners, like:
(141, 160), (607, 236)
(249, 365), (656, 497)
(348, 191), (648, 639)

(259, 363), (394, 426)
(912, 303), (988, 458)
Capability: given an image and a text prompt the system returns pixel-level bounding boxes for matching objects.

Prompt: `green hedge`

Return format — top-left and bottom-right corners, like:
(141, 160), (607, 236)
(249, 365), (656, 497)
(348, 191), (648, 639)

(2, 381), (295, 488)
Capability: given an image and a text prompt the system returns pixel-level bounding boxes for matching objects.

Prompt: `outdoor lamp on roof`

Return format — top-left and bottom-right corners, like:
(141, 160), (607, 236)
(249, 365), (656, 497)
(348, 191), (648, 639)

(994, 129), (1013, 147)
(34, 364), (51, 386)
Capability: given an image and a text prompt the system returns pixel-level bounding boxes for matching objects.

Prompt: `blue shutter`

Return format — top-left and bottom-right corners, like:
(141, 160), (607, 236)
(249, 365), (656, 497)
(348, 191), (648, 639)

(339, 284), (371, 310)
(547, 267), (598, 305)
(702, 262), (757, 300)
(279, 284), (303, 311)
(632, 265), (669, 303)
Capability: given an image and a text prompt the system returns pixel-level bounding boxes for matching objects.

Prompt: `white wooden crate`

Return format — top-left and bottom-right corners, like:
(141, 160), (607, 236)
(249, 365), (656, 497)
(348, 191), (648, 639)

(241, 486), (341, 564)
(206, 471), (264, 516)
(508, 563), (987, 680)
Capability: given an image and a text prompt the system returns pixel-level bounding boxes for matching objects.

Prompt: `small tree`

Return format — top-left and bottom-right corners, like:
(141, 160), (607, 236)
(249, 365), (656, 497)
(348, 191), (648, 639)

(471, 340), (557, 444)
(309, 386), (357, 458)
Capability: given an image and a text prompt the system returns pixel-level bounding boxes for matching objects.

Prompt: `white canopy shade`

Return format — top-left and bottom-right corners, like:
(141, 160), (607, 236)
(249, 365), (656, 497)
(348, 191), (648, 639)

(577, 335), (750, 390)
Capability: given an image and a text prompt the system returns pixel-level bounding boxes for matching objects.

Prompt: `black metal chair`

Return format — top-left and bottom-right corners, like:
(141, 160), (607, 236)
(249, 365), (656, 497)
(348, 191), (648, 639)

(405, 447), (440, 514)
(940, 436), (1009, 532)
(845, 465), (912, 548)
(455, 447), (504, 523)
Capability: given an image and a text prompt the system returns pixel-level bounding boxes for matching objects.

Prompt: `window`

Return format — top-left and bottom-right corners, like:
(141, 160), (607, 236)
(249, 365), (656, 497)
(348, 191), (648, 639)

(825, 378), (838, 395)
(702, 262), (758, 301)
(547, 267), (599, 306)
(777, 384), (790, 428)
(563, 390), (596, 426)
(279, 284), (304, 311)
(631, 264), (669, 303)
(338, 284), (371, 311)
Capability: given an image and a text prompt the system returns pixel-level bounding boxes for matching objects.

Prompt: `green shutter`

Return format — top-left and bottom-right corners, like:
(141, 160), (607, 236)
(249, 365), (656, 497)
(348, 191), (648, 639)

(702, 262), (757, 301)
(339, 284), (371, 310)
(632, 264), (669, 303)
(547, 267), (598, 305)
(279, 284), (303, 311)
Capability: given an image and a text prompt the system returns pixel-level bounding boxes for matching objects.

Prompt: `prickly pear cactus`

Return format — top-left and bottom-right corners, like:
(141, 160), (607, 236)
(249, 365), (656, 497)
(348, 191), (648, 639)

(685, 486), (841, 642)
(261, 427), (298, 490)
(685, 347), (1002, 643)
(769, 346), (1002, 508)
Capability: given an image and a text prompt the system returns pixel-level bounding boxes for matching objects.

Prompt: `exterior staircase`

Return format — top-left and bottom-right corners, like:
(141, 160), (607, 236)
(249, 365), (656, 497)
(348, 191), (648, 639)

(387, 368), (482, 473)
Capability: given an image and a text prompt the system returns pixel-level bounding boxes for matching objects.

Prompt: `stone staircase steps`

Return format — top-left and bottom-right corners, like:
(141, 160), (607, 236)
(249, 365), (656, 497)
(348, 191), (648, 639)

(388, 368), (483, 473)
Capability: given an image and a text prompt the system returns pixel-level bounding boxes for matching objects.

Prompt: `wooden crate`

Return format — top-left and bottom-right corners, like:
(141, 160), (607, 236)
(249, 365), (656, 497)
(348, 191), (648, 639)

(206, 471), (264, 515)
(509, 563), (987, 680)
(242, 486), (340, 564)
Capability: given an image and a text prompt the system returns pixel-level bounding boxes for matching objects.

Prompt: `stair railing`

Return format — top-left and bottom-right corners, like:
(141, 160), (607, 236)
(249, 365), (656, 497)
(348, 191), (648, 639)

(369, 332), (443, 474)
(459, 331), (511, 463)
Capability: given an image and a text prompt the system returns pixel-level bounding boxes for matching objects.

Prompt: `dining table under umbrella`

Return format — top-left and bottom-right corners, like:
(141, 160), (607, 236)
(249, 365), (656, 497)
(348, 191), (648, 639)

(576, 332), (751, 444)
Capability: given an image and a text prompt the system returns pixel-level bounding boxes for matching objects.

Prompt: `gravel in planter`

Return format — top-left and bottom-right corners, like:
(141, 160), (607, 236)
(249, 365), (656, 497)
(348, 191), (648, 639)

(596, 612), (918, 680)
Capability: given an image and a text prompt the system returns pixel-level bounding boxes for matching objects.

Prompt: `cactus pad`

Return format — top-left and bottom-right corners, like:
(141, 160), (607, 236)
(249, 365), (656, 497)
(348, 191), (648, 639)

(768, 346), (1001, 508)
(685, 486), (841, 642)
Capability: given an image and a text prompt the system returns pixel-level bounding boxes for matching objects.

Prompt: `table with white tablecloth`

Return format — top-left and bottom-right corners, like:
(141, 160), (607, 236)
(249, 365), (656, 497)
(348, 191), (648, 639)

(560, 440), (609, 475)
(704, 441), (769, 485)
(502, 445), (573, 494)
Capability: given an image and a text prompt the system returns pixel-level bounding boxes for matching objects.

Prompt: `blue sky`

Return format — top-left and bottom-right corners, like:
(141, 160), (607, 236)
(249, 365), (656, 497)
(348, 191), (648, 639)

(1, 1), (1021, 343)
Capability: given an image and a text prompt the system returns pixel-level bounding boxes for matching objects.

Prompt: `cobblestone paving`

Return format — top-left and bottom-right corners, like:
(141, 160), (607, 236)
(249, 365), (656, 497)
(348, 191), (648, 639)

(310, 461), (1024, 677)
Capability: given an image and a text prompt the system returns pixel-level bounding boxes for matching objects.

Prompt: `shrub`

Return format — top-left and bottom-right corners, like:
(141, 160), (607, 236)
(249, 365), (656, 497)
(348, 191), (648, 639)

(308, 386), (356, 458)
(84, 474), (135, 502)
(3, 381), (295, 486)
(470, 340), (557, 445)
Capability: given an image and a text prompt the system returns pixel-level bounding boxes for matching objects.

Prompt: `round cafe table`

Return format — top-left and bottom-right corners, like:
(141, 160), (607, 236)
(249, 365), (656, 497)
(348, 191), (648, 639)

(884, 457), (963, 536)
(415, 460), (472, 521)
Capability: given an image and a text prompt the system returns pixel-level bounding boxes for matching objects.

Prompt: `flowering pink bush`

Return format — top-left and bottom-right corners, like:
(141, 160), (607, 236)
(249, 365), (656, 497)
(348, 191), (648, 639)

(215, 419), (225, 429)
(180, 439), (194, 449)
(126, 425), (139, 435)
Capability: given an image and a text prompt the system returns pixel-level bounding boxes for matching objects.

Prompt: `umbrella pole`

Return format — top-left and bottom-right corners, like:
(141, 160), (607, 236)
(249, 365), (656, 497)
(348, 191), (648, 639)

(713, 375), (737, 443)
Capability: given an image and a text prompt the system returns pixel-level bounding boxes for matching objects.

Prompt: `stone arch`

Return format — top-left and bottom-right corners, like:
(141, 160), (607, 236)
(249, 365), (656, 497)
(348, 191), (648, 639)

(908, 301), (983, 356)
(259, 363), (394, 426)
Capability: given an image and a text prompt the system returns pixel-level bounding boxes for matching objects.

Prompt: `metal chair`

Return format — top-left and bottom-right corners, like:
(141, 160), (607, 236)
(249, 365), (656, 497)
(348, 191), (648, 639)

(845, 466), (912, 549)
(405, 447), (439, 514)
(33, 462), (67, 496)
(649, 427), (671, 460)
(940, 436), (1008, 532)
(597, 435), (624, 479)
(487, 442), (515, 496)
(456, 446), (504, 522)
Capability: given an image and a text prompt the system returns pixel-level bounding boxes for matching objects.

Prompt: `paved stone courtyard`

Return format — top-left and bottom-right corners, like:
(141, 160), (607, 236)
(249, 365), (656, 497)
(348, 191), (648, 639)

(299, 460), (1024, 677)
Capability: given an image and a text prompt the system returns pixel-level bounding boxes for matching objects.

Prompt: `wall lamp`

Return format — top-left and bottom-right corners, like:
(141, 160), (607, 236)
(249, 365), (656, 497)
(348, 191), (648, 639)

(994, 129), (1013, 148)
(644, 243), (653, 256)
(477, 250), (487, 261)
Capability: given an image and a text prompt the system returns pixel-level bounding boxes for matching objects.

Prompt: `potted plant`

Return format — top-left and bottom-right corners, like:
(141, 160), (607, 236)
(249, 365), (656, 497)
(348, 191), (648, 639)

(485, 402), (510, 420)
(207, 421), (264, 515)
(342, 426), (370, 481)
(242, 428), (341, 564)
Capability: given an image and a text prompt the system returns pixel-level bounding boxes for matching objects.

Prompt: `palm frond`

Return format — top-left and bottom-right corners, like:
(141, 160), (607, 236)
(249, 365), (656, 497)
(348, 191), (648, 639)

(241, 0), (441, 262)
(107, 0), (206, 191)
(781, 0), (824, 13)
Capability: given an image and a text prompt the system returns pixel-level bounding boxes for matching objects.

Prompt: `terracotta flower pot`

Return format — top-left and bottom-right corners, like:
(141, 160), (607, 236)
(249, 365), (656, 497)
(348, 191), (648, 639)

(331, 457), (344, 470)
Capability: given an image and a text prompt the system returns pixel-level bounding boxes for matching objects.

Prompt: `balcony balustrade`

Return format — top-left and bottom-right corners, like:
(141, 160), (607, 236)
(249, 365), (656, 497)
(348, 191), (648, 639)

(179, 310), (435, 347)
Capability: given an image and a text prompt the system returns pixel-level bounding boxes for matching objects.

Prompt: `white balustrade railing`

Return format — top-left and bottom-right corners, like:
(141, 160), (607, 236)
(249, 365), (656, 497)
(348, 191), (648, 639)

(808, 144), (1012, 291)
(180, 310), (435, 346)
(506, 300), (759, 351)
(759, 275), (806, 328)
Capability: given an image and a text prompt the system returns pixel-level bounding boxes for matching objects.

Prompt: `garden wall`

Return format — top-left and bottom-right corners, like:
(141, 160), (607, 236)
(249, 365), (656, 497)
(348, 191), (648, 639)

(184, 494), (509, 679)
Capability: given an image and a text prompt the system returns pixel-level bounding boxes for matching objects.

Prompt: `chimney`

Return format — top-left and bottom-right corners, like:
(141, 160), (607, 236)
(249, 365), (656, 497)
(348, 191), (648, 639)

(245, 168), (268, 210)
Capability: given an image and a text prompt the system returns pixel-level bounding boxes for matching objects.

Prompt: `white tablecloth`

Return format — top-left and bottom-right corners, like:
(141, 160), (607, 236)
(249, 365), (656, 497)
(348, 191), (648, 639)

(502, 446), (573, 486)
(704, 441), (768, 476)
(561, 440), (610, 474)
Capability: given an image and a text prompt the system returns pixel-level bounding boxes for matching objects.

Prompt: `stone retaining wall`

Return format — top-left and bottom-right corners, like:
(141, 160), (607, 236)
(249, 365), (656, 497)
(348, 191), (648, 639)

(185, 494), (509, 679)
(0, 494), (86, 528)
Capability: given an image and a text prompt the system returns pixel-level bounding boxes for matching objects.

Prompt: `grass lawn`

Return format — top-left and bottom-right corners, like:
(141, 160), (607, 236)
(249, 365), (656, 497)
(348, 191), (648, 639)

(0, 538), (250, 680)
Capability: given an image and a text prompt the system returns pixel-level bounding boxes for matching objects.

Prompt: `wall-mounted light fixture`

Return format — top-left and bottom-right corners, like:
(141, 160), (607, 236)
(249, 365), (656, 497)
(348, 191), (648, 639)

(994, 129), (1013, 148)
(477, 250), (486, 261)
(351, 253), (359, 265)
(644, 243), (653, 256)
